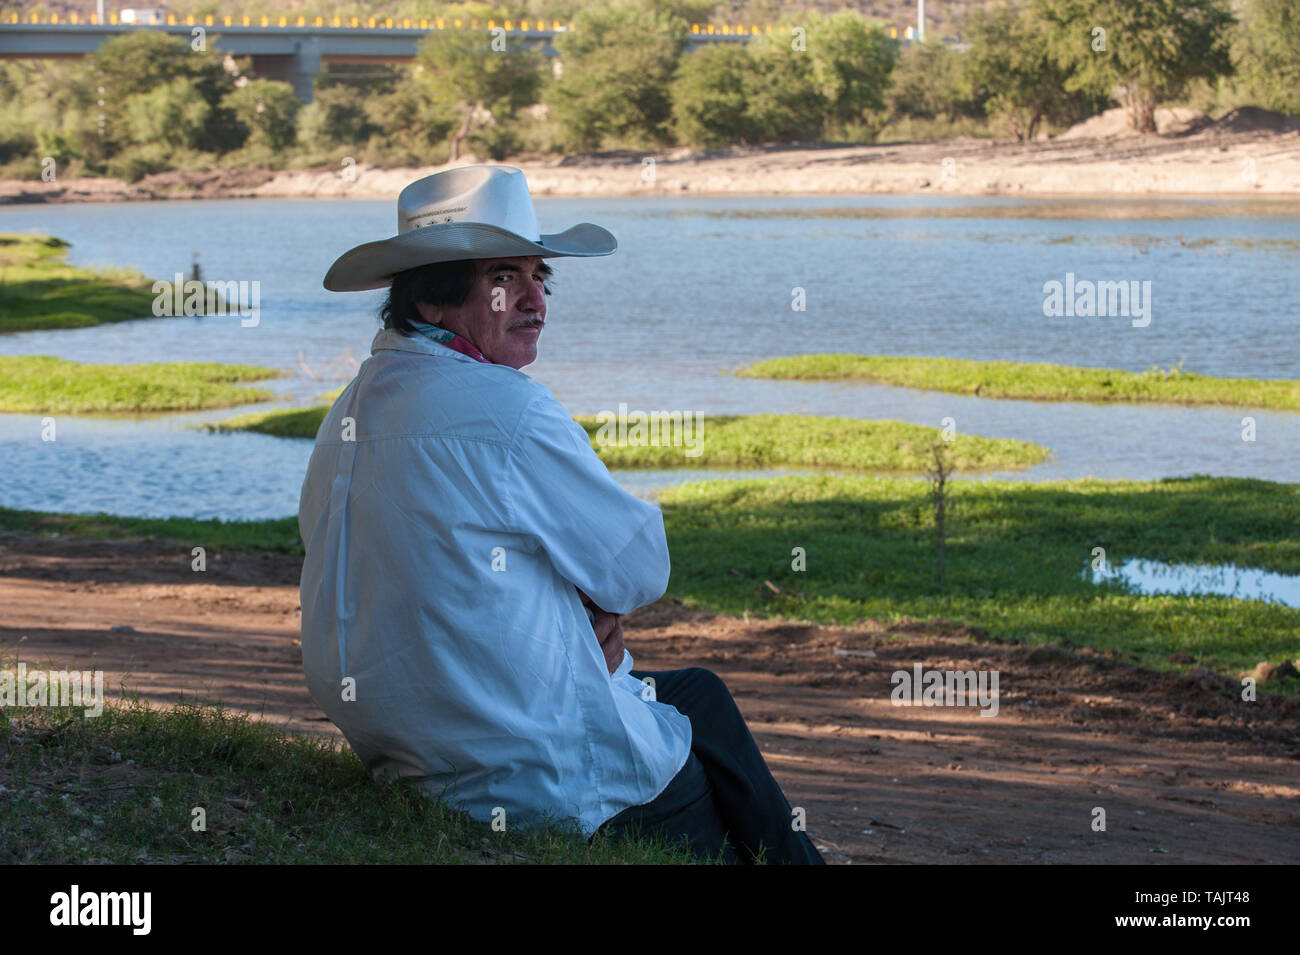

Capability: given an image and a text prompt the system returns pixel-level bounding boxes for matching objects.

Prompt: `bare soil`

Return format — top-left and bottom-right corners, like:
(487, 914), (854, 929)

(2, 530), (1297, 865)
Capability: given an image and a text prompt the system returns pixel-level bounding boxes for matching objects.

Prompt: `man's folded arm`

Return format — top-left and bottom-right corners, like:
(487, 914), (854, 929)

(505, 393), (670, 614)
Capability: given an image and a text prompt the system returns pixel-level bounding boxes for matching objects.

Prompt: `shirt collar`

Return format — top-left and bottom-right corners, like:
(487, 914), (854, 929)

(409, 322), (491, 363)
(370, 327), (481, 362)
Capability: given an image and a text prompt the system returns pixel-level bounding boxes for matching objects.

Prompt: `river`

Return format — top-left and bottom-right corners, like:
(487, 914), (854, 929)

(0, 194), (1296, 519)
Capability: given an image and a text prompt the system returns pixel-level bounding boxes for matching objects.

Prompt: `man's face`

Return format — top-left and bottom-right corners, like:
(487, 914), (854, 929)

(418, 256), (551, 369)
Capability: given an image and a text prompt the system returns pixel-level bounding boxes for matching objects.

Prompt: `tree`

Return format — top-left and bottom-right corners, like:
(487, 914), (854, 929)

(670, 45), (751, 147)
(670, 34), (826, 146)
(546, 0), (688, 150)
(417, 28), (543, 161)
(964, 2), (1084, 141)
(224, 79), (301, 152)
(72, 30), (241, 158)
(926, 441), (954, 587)
(1034, 0), (1235, 133)
(741, 36), (828, 142)
(296, 84), (382, 151)
(803, 11), (898, 139)
(124, 77), (211, 150)
(888, 40), (984, 123)
(1233, 0), (1300, 115)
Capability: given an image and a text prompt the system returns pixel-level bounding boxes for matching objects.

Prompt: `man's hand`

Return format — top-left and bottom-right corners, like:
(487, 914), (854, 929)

(577, 588), (625, 676)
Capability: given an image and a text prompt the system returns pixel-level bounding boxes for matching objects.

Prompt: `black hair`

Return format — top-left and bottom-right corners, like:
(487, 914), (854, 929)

(380, 259), (479, 336)
(379, 258), (555, 336)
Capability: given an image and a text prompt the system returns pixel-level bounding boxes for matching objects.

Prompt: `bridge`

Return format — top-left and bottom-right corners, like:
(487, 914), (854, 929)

(0, 13), (924, 101)
(0, 14), (832, 102)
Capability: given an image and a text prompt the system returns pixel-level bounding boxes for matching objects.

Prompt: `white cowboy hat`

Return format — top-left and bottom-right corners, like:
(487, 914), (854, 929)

(323, 164), (618, 292)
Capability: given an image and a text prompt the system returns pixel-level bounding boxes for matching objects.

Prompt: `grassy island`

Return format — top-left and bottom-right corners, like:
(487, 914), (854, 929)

(0, 355), (284, 414)
(0, 233), (159, 333)
(209, 407), (1051, 474)
(737, 354), (1300, 412)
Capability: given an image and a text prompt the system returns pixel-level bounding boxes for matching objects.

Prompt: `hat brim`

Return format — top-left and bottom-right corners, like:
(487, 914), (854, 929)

(323, 221), (617, 292)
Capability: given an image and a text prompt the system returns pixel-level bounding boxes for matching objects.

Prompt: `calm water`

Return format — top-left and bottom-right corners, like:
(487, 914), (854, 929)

(1088, 558), (1300, 610)
(1, 194), (1297, 519)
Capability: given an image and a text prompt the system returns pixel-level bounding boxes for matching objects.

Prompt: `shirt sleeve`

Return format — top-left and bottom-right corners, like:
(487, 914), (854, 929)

(505, 393), (671, 615)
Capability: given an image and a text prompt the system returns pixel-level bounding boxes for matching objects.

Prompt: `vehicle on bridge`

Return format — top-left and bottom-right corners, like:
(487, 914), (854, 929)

(119, 8), (166, 25)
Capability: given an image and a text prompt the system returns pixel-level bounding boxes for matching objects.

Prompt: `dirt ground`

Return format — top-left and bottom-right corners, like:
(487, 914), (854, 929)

(1, 530), (1297, 865)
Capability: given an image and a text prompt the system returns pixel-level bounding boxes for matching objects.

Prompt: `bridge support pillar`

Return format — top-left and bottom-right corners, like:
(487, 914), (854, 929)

(289, 35), (321, 102)
(253, 36), (321, 102)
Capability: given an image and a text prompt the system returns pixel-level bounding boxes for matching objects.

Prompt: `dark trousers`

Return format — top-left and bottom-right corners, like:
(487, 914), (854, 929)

(595, 667), (825, 865)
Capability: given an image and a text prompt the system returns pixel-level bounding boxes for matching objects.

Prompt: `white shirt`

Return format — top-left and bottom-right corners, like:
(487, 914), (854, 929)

(298, 328), (692, 836)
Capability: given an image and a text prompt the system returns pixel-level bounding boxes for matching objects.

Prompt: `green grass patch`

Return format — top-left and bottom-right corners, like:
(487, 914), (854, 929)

(0, 355), (284, 414)
(656, 473), (1300, 685)
(573, 414), (1047, 472)
(0, 694), (713, 864)
(0, 233), (158, 333)
(2, 474), (1295, 688)
(738, 354), (1300, 412)
(209, 408), (1050, 473)
(0, 506), (304, 553)
(208, 406), (328, 439)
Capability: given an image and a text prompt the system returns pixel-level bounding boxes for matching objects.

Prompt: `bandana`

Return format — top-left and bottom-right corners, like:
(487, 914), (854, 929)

(410, 322), (491, 364)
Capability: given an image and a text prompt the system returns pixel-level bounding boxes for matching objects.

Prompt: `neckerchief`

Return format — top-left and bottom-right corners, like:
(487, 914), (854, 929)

(410, 322), (491, 364)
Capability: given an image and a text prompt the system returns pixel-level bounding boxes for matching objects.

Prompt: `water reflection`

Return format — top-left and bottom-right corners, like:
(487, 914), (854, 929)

(1086, 558), (1300, 609)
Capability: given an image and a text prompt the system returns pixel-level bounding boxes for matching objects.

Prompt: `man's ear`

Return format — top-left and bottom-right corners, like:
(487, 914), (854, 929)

(415, 301), (441, 325)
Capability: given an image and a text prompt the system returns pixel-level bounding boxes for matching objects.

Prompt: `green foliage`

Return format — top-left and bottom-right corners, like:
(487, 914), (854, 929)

(802, 11), (898, 138)
(1033, 0), (1235, 132)
(2, 0), (1282, 171)
(76, 30), (244, 157)
(0, 232), (158, 331)
(0, 355), (283, 414)
(296, 84), (380, 151)
(0, 507), (305, 553)
(209, 406), (331, 439)
(576, 413), (1046, 472)
(738, 353), (1300, 412)
(2, 473), (1297, 686)
(887, 41), (984, 123)
(124, 77), (212, 150)
(670, 40), (825, 146)
(105, 143), (177, 183)
(0, 60), (94, 169)
(1232, 0), (1300, 114)
(417, 27), (544, 159)
(964, 2), (1092, 141)
(732, 36), (825, 143)
(224, 79), (302, 151)
(658, 474), (1300, 678)
(670, 45), (751, 146)
(674, 12), (899, 146)
(547, 0), (689, 149)
(0, 697), (707, 863)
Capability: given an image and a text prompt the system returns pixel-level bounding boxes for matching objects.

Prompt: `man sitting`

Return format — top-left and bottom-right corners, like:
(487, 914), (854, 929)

(299, 164), (823, 864)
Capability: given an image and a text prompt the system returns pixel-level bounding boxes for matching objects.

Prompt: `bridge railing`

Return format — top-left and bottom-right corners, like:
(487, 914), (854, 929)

(0, 12), (814, 34)
(3, 12), (578, 28)
(2, 12), (913, 41)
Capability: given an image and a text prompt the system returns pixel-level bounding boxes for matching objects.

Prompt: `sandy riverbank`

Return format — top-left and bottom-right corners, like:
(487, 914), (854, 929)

(4, 107), (1300, 205)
